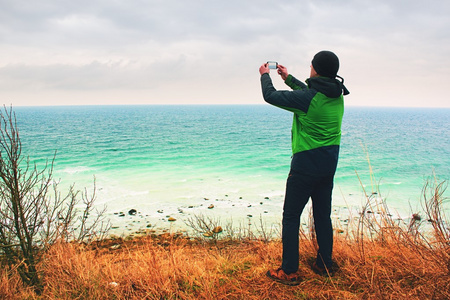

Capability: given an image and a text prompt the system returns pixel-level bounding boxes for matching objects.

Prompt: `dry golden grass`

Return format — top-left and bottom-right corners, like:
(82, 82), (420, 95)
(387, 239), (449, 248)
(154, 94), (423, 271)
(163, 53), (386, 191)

(1, 227), (449, 300)
(1, 179), (449, 299)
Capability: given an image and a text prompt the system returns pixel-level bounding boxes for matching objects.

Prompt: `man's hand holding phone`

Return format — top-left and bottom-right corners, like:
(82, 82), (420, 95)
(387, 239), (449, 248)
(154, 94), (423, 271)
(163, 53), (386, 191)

(277, 64), (288, 81)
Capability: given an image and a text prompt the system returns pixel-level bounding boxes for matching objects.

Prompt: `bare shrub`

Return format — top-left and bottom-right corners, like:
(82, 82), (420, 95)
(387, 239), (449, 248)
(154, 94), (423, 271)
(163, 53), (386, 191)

(0, 106), (109, 294)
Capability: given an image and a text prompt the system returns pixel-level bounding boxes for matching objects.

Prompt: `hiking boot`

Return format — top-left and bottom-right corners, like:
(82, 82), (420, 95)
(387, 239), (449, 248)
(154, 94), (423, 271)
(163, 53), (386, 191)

(266, 268), (301, 286)
(310, 261), (337, 277)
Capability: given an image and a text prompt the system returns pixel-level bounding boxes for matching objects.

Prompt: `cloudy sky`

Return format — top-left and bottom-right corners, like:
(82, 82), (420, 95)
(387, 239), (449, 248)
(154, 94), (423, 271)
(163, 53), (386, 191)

(1, 0), (449, 107)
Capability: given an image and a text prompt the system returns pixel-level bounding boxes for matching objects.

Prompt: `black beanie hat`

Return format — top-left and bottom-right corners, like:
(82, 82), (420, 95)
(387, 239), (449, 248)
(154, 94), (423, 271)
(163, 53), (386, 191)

(311, 50), (339, 78)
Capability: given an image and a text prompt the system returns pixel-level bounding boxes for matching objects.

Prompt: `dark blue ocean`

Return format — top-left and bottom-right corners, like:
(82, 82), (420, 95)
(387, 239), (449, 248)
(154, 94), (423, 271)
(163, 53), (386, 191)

(14, 105), (450, 234)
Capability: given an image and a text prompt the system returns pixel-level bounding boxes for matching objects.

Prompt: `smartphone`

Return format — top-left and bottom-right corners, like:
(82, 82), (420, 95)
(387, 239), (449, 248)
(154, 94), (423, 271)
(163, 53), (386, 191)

(267, 61), (278, 70)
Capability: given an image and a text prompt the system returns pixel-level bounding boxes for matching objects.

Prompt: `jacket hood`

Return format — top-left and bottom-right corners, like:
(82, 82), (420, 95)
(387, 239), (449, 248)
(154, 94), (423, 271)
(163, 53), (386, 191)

(307, 76), (350, 98)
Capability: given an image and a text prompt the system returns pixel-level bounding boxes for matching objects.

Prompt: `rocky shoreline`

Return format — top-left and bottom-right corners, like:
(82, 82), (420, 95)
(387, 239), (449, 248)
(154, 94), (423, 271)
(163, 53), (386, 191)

(106, 194), (282, 238)
(103, 191), (420, 240)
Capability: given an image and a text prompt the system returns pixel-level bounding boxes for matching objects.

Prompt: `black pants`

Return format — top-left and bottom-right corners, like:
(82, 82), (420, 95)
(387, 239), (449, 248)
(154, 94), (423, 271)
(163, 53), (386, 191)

(281, 170), (334, 274)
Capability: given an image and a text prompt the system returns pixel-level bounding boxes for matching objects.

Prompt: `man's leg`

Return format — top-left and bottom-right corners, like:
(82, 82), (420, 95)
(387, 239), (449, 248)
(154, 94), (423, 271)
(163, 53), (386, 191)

(281, 170), (312, 274)
(311, 175), (334, 268)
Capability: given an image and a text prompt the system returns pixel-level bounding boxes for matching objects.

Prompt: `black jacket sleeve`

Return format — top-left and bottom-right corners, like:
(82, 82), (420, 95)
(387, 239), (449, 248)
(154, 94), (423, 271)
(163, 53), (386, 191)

(260, 73), (314, 114)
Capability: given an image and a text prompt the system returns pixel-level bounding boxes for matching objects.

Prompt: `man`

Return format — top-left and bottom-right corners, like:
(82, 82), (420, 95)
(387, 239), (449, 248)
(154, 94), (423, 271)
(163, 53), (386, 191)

(259, 51), (349, 285)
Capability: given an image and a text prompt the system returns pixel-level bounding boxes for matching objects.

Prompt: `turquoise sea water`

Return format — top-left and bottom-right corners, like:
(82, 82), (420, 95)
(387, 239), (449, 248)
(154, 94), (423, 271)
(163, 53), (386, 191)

(14, 105), (450, 234)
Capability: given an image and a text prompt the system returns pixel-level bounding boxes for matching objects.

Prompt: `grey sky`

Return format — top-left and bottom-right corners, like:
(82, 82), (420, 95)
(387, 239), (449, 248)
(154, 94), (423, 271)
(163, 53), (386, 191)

(1, 0), (449, 107)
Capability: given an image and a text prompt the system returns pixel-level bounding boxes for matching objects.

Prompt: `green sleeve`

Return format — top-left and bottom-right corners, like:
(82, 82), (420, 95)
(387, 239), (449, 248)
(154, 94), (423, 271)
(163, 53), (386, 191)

(285, 74), (308, 90)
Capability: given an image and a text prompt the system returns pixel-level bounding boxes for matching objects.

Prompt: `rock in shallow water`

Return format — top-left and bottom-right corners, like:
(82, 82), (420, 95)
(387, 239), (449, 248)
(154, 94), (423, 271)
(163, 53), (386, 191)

(213, 226), (223, 233)
(203, 231), (213, 237)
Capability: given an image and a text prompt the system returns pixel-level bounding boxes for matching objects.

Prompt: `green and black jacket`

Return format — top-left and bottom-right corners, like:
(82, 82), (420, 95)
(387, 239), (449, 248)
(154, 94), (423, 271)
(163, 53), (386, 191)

(260, 73), (348, 176)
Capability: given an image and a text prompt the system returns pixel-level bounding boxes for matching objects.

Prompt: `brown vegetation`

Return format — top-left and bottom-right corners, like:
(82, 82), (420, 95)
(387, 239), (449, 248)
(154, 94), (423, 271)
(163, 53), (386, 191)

(1, 179), (449, 299)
